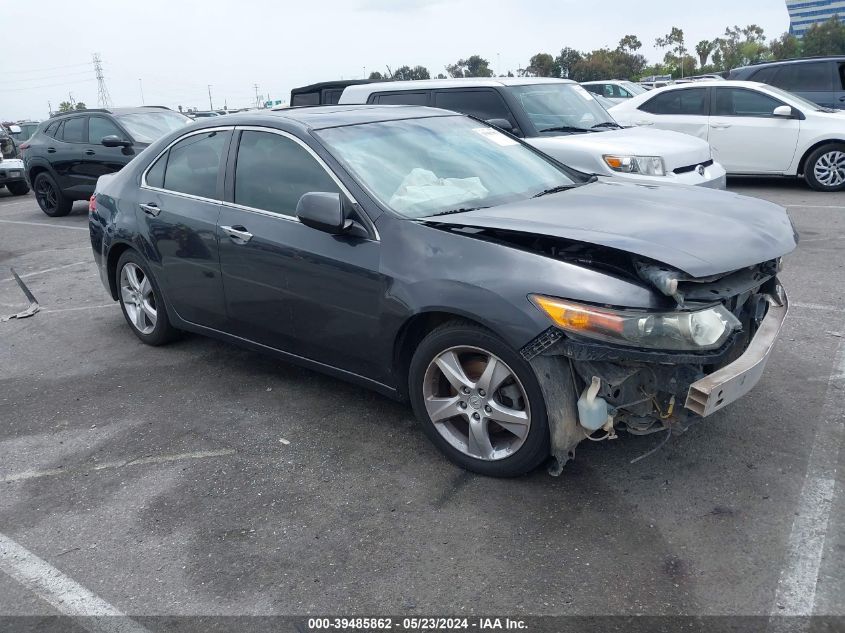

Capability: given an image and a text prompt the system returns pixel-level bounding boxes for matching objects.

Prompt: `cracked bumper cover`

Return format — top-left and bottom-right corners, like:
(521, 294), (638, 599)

(685, 288), (788, 417)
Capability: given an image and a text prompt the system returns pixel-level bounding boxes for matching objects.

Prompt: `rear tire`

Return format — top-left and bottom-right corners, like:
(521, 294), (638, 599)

(33, 172), (72, 216)
(408, 321), (550, 477)
(6, 182), (29, 196)
(805, 143), (845, 192)
(116, 250), (178, 346)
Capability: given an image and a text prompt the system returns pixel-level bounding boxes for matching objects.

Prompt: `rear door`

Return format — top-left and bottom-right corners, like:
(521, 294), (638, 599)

(633, 87), (709, 138)
(139, 127), (232, 329)
(835, 62), (845, 108)
(432, 89), (521, 134)
(708, 87), (800, 173)
(218, 127), (383, 377)
(770, 61), (834, 108)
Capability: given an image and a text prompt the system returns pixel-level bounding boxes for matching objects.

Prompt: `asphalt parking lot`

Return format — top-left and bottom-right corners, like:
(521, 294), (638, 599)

(0, 180), (843, 624)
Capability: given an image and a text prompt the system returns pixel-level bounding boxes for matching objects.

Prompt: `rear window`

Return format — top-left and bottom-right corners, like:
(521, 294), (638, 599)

(161, 130), (229, 199)
(115, 111), (190, 144)
(639, 88), (706, 115)
(433, 90), (515, 125)
(772, 62), (832, 92)
(374, 92), (429, 105)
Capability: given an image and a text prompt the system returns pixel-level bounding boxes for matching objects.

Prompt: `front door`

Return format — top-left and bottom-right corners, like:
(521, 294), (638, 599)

(708, 87), (800, 173)
(218, 128), (383, 378)
(139, 128), (232, 329)
(633, 86), (709, 140)
(82, 115), (134, 185)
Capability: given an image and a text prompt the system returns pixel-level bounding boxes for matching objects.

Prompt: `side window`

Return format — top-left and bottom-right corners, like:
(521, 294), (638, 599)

(616, 86), (632, 98)
(291, 92), (319, 106)
(145, 152), (167, 188)
(43, 121), (58, 137)
(323, 89), (343, 104)
(584, 85), (602, 96)
(639, 88), (706, 115)
(433, 90), (515, 125)
(374, 92), (429, 105)
(773, 62), (832, 92)
(162, 130), (229, 198)
(712, 88), (784, 117)
(88, 117), (125, 144)
(839, 63), (845, 90)
(61, 117), (86, 143)
(234, 130), (340, 216)
(750, 66), (778, 84)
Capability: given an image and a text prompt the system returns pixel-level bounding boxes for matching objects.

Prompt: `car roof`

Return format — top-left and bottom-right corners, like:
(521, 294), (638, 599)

(646, 80), (768, 91)
(340, 77), (575, 102)
(581, 80), (631, 84)
(49, 106), (177, 119)
(194, 104), (459, 131)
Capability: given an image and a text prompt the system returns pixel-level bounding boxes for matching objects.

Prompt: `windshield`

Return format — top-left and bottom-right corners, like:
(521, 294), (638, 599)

(506, 83), (618, 133)
(621, 81), (647, 96)
(316, 116), (576, 219)
(762, 85), (831, 112)
(116, 111), (191, 143)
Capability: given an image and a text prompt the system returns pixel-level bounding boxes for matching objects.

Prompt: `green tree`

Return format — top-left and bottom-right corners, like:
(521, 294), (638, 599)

(802, 15), (845, 56)
(617, 35), (642, 53)
(75, 102), (86, 110)
(655, 27), (689, 76)
(525, 53), (556, 77)
(695, 40), (715, 67)
(445, 55), (493, 78)
(368, 71), (385, 80)
(392, 65), (430, 80)
(554, 47), (583, 78)
(57, 101), (73, 113)
(769, 32), (801, 59)
(715, 25), (769, 71)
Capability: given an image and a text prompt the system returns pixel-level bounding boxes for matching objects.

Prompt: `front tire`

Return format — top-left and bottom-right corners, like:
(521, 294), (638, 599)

(33, 172), (72, 216)
(6, 182), (29, 196)
(116, 250), (177, 346)
(805, 143), (845, 192)
(408, 322), (550, 477)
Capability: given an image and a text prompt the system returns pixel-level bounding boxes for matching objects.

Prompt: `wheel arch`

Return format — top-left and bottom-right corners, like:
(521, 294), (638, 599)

(105, 241), (136, 300)
(797, 138), (845, 175)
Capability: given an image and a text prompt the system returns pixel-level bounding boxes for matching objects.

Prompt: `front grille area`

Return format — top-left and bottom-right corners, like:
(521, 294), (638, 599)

(673, 159), (714, 175)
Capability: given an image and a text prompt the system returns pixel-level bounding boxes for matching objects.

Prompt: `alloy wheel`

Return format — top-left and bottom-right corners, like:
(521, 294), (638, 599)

(35, 178), (57, 213)
(813, 150), (845, 188)
(422, 346), (531, 461)
(120, 263), (157, 335)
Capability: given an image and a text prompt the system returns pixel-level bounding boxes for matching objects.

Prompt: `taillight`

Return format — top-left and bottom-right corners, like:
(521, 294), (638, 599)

(88, 194), (97, 214)
(18, 142), (30, 150)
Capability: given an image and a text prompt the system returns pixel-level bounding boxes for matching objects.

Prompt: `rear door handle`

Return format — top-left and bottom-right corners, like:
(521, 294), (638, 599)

(711, 123), (732, 129)
(139, 203), (161, 217)
(47, 147), (56, 153)
(220, 225), (253, 243)
(84, 149), (95, 156)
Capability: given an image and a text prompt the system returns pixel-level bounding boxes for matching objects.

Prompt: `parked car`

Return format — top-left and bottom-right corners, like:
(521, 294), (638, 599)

(0, 127), (28, 196)
(610, 80), (845, 191)
(4, 120), (40, 142)
(187, 111), (220, 119)
(339, 78), (727, 189)
(582, 80), (648, 104)
(728, 56), (845, 109)
(90, 105), (795, 477)
(24, 106), (191, 217)
(290, 80), (373, 106)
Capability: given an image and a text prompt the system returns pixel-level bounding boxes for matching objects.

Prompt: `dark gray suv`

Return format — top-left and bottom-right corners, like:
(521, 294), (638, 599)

(729, 56), (845, 109)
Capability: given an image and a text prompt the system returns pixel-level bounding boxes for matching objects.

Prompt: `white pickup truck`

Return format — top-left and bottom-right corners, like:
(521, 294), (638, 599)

(339, 77), (727, 189)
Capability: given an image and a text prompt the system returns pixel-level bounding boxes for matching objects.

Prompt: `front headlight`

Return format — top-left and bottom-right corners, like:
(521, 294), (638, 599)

(603, 154), (666, 177)
(530, 295), (742, 351)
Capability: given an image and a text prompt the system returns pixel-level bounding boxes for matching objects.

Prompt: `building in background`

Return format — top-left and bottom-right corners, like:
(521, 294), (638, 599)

(787, 0), (845, 36)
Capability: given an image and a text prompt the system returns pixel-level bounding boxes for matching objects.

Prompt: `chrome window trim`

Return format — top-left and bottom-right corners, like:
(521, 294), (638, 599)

(140, 125), (234, 191)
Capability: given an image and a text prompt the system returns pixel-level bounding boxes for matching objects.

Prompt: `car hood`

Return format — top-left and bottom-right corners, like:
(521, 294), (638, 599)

(528, 127), (712, 173)
(421, 181), (797, 278)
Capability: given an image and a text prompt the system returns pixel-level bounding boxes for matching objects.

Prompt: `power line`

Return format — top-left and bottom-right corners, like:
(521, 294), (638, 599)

(0, 78), (97, 92)
(2, 70), (95, 84)
(93, 53), (112, 109)
(2, 62), (92, 75)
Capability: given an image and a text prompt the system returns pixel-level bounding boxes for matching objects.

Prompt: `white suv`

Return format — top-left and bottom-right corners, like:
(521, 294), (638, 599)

(339, 78), (727, 189)
(610, 80), (845, 191)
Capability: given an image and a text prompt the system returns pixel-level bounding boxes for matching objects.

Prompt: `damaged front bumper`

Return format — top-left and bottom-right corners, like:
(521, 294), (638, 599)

(529, 283), (788, 473)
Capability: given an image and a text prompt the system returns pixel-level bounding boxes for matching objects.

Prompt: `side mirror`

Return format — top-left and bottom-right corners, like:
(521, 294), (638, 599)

(773, 105), (794, 118)
(296, 192), (352, 235)
(101, 135), (132, 148)
(485, 118), (514, 133)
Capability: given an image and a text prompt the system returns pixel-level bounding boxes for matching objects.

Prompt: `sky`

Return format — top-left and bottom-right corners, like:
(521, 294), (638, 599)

(1, 0), (790, 121)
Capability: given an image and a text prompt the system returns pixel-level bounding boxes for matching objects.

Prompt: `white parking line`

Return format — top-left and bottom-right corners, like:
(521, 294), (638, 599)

(793, 302), (845, 313)
(0, 532), (151, 633)
(0, 261), (90, 284)
(787, 204), (845, 210)
(0, 219), (87, 231)
(39, 304), (116, 315)
(771, 332), (844, 616)
(0, 448), (237, 483)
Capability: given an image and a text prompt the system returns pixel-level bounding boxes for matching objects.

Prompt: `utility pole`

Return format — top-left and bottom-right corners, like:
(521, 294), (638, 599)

(139, 79), (145, 105)
(93, 53), (112, 108)
(207, 85), (213, 111)
(254, 83), (260, 108)
(47, 100), (52, 116)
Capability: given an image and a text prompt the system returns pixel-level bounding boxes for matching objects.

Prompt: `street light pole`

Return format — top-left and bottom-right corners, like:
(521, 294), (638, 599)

(207, 85), (213, 111)
(139, 79), (145, 105)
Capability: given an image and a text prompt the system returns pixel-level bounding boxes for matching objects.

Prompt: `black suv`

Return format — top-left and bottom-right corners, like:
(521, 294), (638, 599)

(729, 56), (845, 109)
(24, 106), (191, 217)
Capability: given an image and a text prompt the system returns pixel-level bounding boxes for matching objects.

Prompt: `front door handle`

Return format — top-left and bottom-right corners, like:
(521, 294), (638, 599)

(634, 120), (654, 126)
(47, 147), (56, 153)
(140, 203), (161, 217)
(220, 225), (253, 243)
(84, 149), (95, 156)
(711, 123), (732, 129)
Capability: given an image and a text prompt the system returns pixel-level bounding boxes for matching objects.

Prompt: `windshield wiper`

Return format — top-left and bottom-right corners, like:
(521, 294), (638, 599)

(591, 121), (623, 129)
(532, 185), (576, 198)
(538, 125), (594, 134)
(427, 206), (488, 217)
